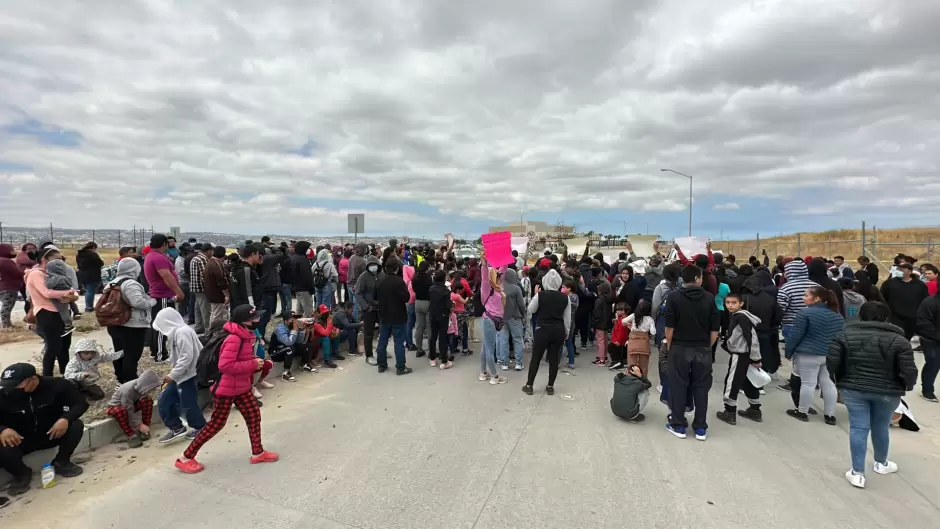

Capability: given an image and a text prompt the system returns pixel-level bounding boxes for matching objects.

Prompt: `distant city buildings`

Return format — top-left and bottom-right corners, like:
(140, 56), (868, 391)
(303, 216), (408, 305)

(487, 221), (575, 238)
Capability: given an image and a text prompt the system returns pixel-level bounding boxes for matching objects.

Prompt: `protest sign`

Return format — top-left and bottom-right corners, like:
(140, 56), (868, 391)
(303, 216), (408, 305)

(674, 236), (710, 258)
(481, 231), (514, 267)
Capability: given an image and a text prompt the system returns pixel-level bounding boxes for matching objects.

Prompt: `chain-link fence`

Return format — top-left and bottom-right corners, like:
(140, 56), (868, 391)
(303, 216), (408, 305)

(719, 222), (938, 276)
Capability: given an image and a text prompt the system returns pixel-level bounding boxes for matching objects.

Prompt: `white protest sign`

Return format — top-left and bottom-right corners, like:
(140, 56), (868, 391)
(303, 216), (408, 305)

(674, 236), (710, 258)
(510, 237), (529, 256)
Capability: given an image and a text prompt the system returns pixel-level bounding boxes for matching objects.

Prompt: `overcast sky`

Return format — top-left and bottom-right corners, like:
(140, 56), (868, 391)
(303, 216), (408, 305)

(1, 0), (939, 240)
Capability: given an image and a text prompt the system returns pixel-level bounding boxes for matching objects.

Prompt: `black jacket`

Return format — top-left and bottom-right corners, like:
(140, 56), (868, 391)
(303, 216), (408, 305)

(427, 283), (452, 320)
(230, 261), (261, 309)
(880, 278), (929, 321)
(290, 242), (314, 293)
(727, 265), (753, 294)
(259, 250), (282, 292)
(592, 281), (613, 331)
(376, 272), (409, 325)
(412, 272), (433, 301)
(916, 294), (940, 345)
(741, 275), (782, 333)
(75, 249), (104, 286)
(0, 377), (88, 439)
(664, 286), (719, 348)
(827, 320), (917, 396)
(355, 257), (384, 312)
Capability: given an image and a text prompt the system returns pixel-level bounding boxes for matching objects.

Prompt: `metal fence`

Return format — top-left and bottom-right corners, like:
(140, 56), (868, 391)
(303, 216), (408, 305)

(719, 221), (937, 276)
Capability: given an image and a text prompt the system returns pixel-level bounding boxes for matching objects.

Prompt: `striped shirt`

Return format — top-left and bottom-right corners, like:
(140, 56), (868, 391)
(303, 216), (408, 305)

(776, 260), (818, 327)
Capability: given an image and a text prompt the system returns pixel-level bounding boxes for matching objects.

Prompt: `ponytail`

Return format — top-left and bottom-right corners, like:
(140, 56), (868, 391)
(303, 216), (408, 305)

(807, 285), (839, 312)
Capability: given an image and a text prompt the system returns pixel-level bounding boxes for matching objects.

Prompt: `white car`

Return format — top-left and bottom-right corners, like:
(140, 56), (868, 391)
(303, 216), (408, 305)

(455, 246), (479, 260)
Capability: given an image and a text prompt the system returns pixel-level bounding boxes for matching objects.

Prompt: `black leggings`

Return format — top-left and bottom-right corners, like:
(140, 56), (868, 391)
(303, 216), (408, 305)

(108, 326), (147, 383)
(428, 316), (450, 361)
(36, 309), (71, 376)
(526, 325), (566, 387)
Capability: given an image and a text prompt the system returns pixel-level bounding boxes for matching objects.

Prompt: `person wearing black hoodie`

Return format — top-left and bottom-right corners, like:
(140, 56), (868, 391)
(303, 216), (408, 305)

(375, 258), (412, 375)
(916, 289), (940, 401)
(230, 244), (263, 312)
(742, 271), (783, 375)
(291, 241), (315, 317)
(662, 265), (720, 440)
(807, 258), (845, 317)
(426, 270), (453, 367)
(258, 246), (282, 336)
(356, 255), (384, 364)
(727, 264), (753, 295)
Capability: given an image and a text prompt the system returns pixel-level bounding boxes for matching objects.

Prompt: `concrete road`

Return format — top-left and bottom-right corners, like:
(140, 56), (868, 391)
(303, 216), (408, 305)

(3, 334), (940, 528)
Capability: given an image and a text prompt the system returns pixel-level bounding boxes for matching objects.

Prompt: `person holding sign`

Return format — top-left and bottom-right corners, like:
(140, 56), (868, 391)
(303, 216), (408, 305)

(478, 249), (509, 385)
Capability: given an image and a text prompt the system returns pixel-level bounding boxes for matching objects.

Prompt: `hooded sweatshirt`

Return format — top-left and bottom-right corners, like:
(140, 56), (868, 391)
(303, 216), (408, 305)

(526, 269), (571, 332)
(664, 286), (719, 348)
(592, 279), (613, 331)
(229, 259), (261, 309)
(843, 290), (866, 321)
(152, 307), (201, 383)
(111, 258), (156, 328)
(376, 259), (408, 325)
(355, 256), (384, 312)
(776, 260), (818, 327)
(313, 249), (339, 288)
(610, 371), (652, 420)
(44, 259), (75, 292)
(64, 338), (123, 384)
(501, 268), (526, 321)
(723, 310), (762, 362)
(880, 276), (929, 321)
(0, 244), (24, 291)
(347, 243), (368, 287)
(290, 242), (315, 293)
(741, 274), (782, 333)
(14, 247), (37, 274)
(808, 258), (845, 316)
(107, 369), (161, 426)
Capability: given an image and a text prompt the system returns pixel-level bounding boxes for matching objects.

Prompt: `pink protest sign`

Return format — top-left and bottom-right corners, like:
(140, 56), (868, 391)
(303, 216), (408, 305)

(481, 231), (514, 268)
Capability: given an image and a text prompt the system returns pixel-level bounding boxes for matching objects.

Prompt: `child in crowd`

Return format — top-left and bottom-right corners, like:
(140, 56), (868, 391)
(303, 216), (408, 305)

(591, 280), (612, 366)
(563, 279), (580, 369)
(152, 308), (207, 444)
(625, 300), (655, 375)
(106, 369), (161, 448)
(251, 323), (274, 402)
(64, 338), (123, 400)
(608, 303), (629, 370)
(44, 259), (77, 336)
(839, 277), (866, 321)
(716, 293), (764, 425)
(610, 365), (652, 422)
(450, 280), (469, 357)
(312, 304), (341, 369)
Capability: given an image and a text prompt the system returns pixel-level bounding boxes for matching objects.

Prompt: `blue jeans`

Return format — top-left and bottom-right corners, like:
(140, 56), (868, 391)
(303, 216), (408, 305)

(339, 327), (359, 353)
(564, 334), (575, 365)
(319, 336), (340, 361)
(498, 317), (524, 367)
(352, 294), (361, 321)
(922, 341), (940, 396)
(480, 317), (501, 376)
(841, 389), (899, 474)
(406, 303), (416, 347)
(157, 377), (206, 432)
(316, 284), (335, 310)
(260, 291), (278, 336)
(83, 282), (99, 311)
(377, 324), (407, 370)
(279, 284), (292, 315)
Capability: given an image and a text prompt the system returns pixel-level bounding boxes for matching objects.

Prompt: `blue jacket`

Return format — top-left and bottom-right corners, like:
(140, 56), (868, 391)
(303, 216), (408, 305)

(785, 303), (844, 359)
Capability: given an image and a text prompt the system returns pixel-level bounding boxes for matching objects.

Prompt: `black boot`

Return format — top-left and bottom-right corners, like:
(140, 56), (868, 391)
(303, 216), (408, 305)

(738, 405), (763, 423)
(716, 406), (737, 425)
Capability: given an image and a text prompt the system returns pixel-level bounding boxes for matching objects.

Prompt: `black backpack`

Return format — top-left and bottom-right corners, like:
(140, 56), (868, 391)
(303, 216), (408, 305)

(313, 263), (329, 289)
(471, 283), (486, 318)
(196, 331), (233, 389)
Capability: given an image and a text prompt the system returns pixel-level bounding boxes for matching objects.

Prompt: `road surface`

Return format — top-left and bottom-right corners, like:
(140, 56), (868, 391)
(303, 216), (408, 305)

(2, 328), (939, 529)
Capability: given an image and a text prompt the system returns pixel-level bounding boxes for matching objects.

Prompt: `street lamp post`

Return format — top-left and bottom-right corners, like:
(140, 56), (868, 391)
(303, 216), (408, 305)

(660, 168), (693, 236)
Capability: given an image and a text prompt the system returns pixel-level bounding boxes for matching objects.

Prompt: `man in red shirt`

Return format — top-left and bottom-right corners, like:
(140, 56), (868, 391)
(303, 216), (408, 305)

(144, 234), (185, 362)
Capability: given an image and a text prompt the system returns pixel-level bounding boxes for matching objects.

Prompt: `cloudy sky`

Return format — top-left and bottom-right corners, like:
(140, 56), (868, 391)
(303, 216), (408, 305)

(1, 0), (938, 240)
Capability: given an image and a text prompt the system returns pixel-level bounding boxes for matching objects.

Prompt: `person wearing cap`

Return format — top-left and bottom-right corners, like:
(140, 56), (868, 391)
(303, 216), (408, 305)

(0, 362), (88, 494)
(175, 305), (278, 474)
(880, 261), (929, 339)
(311, 304), (342, 369)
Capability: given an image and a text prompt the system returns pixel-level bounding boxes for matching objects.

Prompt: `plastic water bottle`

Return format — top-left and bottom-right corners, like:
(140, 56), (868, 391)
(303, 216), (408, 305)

(41, 463), (56, 489)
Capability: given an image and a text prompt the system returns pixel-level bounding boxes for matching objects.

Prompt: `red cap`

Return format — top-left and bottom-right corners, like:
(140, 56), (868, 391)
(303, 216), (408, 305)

(317, 304), (330, 315)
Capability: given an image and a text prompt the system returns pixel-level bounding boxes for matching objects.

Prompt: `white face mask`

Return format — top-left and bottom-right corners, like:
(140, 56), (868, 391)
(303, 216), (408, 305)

(368, 265), (379, 273)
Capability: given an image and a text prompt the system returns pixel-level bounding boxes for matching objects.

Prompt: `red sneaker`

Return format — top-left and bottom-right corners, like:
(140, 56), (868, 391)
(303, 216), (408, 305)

(250, 450), (280, 464)
(175, 458), (205, 474)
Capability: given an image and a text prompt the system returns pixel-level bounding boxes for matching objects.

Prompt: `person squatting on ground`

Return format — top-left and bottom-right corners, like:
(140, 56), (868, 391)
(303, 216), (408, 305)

(828, 301), (918, 489)
(175, 305), (279, 474)
(106, 369), (161, 448)
(522, 269), (570, 395)
(0, 363), (87, 495)
(715, 293), (764, 426)
(610, 365), (652, 422)
(64, 338), (123, 401)
(663, 265), (720, 441)
(153, 307), (208, 444)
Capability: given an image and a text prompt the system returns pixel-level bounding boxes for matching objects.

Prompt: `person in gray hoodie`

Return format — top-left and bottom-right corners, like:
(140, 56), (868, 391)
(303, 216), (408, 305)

(44, 259), (77, 331)
(355, 255), (384, 364)
(347, 243), (368, 319)
(105, 369), (161, 448)
(152, 307), (207, 444)
(715, 293), (764, 426)
(498, 268), (527, 370)
(64, 338), (123, 400)
(107, 258), (157, 384)
(313, 248), (339, 310)
(839, 277), (866, 321)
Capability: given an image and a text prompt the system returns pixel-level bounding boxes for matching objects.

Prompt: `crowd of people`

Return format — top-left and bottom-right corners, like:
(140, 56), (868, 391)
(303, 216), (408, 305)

(0, 233), (937, 491)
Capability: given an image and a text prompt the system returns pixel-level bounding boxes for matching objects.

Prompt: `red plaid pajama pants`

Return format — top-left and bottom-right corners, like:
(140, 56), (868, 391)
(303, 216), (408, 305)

(183, 391), (263, 459)
(106, 397), (154, 437)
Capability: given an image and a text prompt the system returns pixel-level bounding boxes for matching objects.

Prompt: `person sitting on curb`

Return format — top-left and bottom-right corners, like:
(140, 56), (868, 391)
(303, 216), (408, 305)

(0, 363), (88, 495)
(610, 365), (652, 422)
(64, 338), (123, 401)
(332, 302), (363, 356)
(105, 370), (161, 448)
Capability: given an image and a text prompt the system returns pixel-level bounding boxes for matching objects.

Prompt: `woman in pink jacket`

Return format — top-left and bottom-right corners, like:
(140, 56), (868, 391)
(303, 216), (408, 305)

(338, 249), (351, 304)
(175, 305), (279, 474)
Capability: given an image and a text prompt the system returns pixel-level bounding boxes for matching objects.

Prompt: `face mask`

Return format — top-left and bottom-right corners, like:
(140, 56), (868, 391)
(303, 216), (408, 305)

(891, 268), (904, 279)
(368, 265), (379, 273)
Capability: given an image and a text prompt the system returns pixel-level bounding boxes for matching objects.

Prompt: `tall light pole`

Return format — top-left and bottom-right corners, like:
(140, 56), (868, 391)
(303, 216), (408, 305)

(661, 168), (693, 236)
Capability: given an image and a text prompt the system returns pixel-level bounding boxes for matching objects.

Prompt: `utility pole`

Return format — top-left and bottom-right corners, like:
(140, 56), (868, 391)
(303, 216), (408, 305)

(133, 225), (137, 247)
(118, 229), (121, 248)
(0, 221), (3, 243)
(49, 223), (54, 244)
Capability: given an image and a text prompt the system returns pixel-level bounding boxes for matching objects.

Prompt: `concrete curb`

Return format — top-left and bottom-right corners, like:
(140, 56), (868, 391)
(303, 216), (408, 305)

(0, 388), (213, 489)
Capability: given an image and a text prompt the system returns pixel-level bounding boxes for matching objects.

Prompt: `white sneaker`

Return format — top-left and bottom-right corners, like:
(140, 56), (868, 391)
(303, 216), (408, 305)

(500, 364), (509, 371)
(489, 376), (508, 385)
(845, 469), (866, 488)
(514, 364), (524, 371)
(873, 461), (898, 475)
(366, 357), (378, 366)
(257, 380), (275, 389)
(479, 373), (490, 381)
(656, 385), (663, 394)
(251, 387), (263, 399)
(429, 359), (437, 367)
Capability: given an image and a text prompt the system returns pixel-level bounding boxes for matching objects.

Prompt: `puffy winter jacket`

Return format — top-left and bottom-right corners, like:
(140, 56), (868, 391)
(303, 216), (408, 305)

(784, 303), (844, 359)
(214, 322), (260, 397)
(827, 320), (917, 396)
(916, 294), (940, 345)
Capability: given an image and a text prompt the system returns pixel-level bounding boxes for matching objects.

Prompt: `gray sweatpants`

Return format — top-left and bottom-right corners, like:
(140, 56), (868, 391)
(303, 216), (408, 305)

(296, 291), (314, 318)
(793, 354), (838, 416)
(414, 300), (430, 351)
(194, 293), (210, 334)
